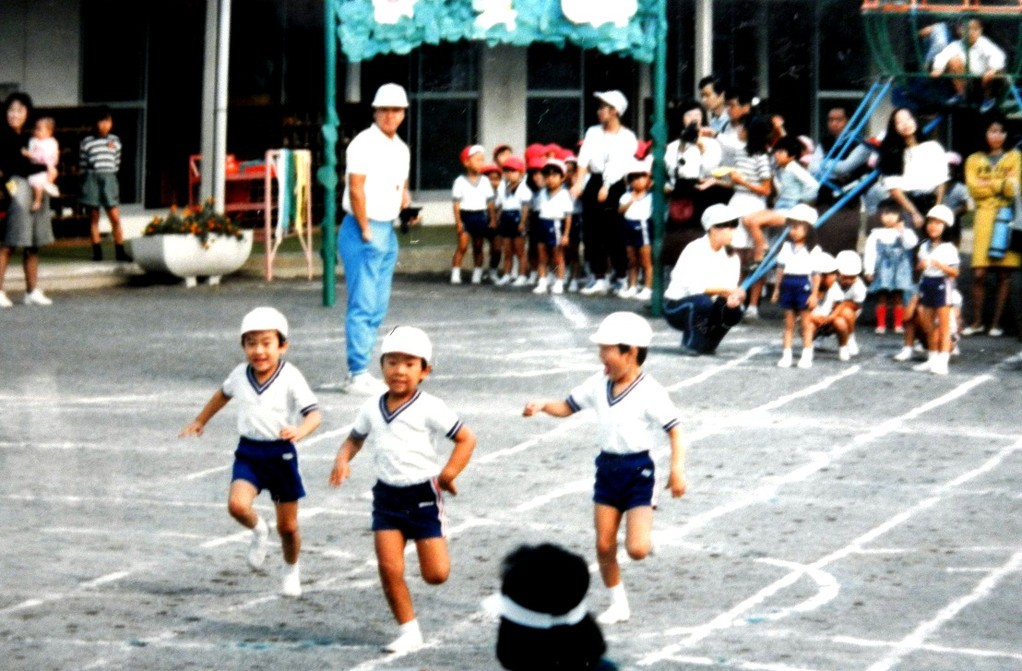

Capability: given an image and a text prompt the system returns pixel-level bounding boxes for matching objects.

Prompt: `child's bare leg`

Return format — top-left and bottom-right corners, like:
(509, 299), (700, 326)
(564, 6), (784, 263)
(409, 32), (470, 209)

(107, 206), (124, 244)
(625, 247), (638, 287)
(936, 306), (952, 352)
(992, 270), (1011, 329)
(623, 505), (653, 560)
(783, 310), (796, 349)
(833, 315), (850, 346)
(227, 480), (260, 528)
(274, 501), (300, 565)
(535, 245), (549, 278)
(553, 247), (565, 279)
(31, 186), (44, 211)
(375, 530), (415, 624)
(414, 537), (450, 585)
(89, 208), (103, 245)
(451, 232), (469, 269)
(639, 246), (653, 289)
(743, 211), (784, 261)
(800, 311), (815, 349)
(514, 238), (526, 276)
(471, 236), (485, 268)
(594, 504), (624, 587)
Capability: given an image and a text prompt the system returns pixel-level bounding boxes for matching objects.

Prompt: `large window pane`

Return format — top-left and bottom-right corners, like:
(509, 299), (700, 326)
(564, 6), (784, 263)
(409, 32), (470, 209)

(419, 42), (477, 93)
(82, 0), (146, 102)
(527, 44), (581, 90)
(527, 97), (581, 150)
(413, 99), (477, 190)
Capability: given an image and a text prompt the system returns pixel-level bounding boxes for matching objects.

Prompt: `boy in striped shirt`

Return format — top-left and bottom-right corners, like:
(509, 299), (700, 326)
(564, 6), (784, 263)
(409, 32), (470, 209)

(79, 105), (129, 262)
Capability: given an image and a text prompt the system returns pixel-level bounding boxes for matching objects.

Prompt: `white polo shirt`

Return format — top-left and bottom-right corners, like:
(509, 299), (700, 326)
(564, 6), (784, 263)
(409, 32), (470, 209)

(663, 235), (741, 301)
(498, 180), (532, 212)
(566, 372), (680, 455)
(577, 124), (639, 185)
(776, 242), (824, 276)
(452, 174), (494, 212)
(343, 122), (410, 222)
(620, 190), (652, 221)
(350, 390), (463, 487)
(918, 240), (960, 278)
(222, 361), (319, 442)
(535, 187), (574, 222)
(933, 35), (1006, 76)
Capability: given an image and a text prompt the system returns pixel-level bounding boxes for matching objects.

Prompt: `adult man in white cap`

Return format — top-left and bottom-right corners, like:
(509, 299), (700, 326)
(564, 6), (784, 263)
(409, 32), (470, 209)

(662, 204), (747, 355)
(339, 83), (414, 394)
(572, 90), (638, 296)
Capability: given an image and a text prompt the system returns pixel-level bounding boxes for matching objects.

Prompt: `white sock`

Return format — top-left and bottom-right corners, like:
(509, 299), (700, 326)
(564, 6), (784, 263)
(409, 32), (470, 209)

(399, 619), (421, 637)
(608, 582), (628, 606)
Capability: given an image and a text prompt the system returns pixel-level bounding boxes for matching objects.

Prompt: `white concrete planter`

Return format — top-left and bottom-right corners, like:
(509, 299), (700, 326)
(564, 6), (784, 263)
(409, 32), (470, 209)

(128, 231), (253, 287)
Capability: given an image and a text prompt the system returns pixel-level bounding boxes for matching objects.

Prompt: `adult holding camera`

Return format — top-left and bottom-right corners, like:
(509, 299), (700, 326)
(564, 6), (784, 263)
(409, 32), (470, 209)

(337, 83), (414, 394)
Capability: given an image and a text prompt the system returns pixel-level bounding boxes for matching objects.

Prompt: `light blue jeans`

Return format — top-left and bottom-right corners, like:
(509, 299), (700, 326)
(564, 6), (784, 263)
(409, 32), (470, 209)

(338, 214), (398, 376)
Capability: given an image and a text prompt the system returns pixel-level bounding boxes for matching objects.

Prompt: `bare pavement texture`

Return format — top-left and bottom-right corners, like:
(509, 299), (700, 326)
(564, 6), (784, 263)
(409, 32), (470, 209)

(1, 276), (1021, 671)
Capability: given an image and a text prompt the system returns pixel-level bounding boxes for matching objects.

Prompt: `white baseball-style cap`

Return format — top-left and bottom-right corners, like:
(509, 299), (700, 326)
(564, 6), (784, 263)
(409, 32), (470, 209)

(627, 156), (653, 176)
(701, 203), (738, 230)
(371, 83), (409, 108)
(240, 307), (289, 338)
(786, 203), (819, 226)
(594, 90), (628, 116)
(836, 250), (863, 276)
(926, 204), (955, 227)
(381, 325), (433, 363)
(814, 252), (838, 274)
(590, 311), (653, 348)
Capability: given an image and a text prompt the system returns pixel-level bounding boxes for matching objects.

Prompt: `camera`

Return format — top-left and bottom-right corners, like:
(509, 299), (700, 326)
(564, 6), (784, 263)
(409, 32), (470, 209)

(681, 122), (699, 144)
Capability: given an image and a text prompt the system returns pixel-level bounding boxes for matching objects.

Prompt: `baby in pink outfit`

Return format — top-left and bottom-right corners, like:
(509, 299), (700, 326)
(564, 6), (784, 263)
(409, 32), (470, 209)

(23, 117), (60, 211)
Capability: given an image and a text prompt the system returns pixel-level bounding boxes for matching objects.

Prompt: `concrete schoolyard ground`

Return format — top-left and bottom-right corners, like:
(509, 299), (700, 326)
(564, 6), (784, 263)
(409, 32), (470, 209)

(1, 274), (1021, 671)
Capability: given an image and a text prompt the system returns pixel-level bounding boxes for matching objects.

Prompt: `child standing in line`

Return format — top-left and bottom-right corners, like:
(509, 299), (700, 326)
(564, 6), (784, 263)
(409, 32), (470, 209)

(523, 155), (547, 285)
(180, 307), (321, 597)
(531, 158), (573, 295)
(79, 105), (130, 262)
(810, 250), (867, 362)
(493, 156), (531, 287)
(330, 326), (477, 654)
(912, 205), (960, 375)
(482, 162), (505, 279)
(450, 144), (497, 285)
(616, 158), (654, 301)
(771, 204), (824, 369)
(864, 198), (919, 335)
(523, 311), (687, 625)
(23, 117), (60, 211)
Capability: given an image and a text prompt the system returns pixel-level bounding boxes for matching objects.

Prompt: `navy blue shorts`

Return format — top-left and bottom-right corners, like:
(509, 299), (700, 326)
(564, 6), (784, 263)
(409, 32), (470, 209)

(593, 451), (655, 512)
(372, 479), (445, 540)
(535, 217), (564, 248)
(497, 210), (523, 239)
(779, 274), (813, 311)
(232, 437), (305, 503)
(461, 210), (493, 240)
(919, 276), (953, 308)
(623, 217), (651, 248)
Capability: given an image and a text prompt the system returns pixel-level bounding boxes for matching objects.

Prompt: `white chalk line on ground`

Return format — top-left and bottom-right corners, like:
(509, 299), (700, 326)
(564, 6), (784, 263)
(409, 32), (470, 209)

(0, 567), (142, 616)
(637, 434), (1022, 666)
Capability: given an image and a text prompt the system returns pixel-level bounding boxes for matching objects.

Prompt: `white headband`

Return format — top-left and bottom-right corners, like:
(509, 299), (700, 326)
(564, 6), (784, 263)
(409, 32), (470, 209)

(483, 593), (589, 630)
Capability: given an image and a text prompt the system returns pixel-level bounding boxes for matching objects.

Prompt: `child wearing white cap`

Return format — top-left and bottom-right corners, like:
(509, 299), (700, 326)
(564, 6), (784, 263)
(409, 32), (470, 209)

(451, 144), (498, 285)
(616, 157), (654, 300)
(523, 312), (686, 625)
(330, 326), (478, 654)
(911, 204), (960, 375)
(180, 307), (321, 597)
(770, 205), (825, 369)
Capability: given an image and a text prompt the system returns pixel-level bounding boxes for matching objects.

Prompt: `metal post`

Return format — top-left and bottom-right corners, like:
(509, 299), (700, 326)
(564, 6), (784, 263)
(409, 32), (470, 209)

(320, 0), (339, 307)
(651, 0), (668, 318)
(213, 0), (231, 212)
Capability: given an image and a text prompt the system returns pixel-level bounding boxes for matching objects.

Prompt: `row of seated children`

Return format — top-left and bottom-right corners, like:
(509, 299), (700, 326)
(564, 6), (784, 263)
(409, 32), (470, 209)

(450, 143), (655, 300)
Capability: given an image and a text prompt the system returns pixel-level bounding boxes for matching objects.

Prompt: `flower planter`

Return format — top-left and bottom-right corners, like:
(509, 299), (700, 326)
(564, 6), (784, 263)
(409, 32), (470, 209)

(128, 231), (253, 287)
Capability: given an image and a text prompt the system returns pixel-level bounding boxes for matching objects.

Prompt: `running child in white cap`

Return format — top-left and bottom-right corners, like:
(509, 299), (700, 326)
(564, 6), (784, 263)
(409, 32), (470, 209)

(330, 326), (477, 654)
(180, 307), (321, 597)
(523, 311), (687, 625)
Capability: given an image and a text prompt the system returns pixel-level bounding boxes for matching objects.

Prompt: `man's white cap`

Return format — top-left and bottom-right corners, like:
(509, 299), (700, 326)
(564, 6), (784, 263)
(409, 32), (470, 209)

(836, 250), (863, 276)
(787, 203), (819, 226)
(814, 252), (838, 274)
(381, 326), (433, 363)
(701, 203), (738, 230)
(590, 311), (653, 348)
(594, 90), (628, 116)
(371, 83), (409, 108)
(240, 307), (288, 338)
(926, 204), (955, 227)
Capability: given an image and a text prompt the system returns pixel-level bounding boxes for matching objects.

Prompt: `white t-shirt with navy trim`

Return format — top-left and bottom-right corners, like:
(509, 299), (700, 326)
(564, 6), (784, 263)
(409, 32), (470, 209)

(498, 180), (532, 212)
(351, 390), (463, 487)
(222, 361), (319, 441)
(566, 372), (680, 455)
(620, 190), (652, 222)
(452, 174), (494, 212)
(776, 242), (823, 276)
(535, 187), (574, 222)
(918, 240), (960, 278)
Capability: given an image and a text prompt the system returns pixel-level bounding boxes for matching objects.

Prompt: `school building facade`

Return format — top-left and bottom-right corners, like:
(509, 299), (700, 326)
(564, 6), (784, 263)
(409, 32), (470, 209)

(0, 0), (870, 215)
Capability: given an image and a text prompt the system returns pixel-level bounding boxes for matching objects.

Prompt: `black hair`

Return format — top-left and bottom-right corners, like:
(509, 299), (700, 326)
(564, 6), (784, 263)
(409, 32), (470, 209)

(241, 331), (287, 347)
(878, 107), (925, 177)
(979, 109), (1011, 149)
(925, 214), (957, 243)
(786, 217), (820, 249)
(698, 74), (727, 96)
(379, 353), (429, 370)
(876, 197), (907, 222)
(678, 97), (703, 118)
(726, 88), (755, 107)
(772, 134), (804, 158)
(541, 165), (565, 177)
(94, 104), (113, 124)
(741, 114), (774, 157)
(616, 344), (648, 365)
(4, 91), (34, 114)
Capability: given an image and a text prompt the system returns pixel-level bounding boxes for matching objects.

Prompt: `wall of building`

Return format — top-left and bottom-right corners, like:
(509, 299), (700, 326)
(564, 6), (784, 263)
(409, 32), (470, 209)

(0, 0), (80, 106)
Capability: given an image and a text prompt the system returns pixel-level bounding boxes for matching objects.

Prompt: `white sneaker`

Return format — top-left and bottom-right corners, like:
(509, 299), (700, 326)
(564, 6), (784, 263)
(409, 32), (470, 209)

(281, 563), (301, 597)
(777, 350), (793, 368)
(744, 305), (759, 320)
(961, 324), (983, 336)
(23, 289), (52, 306)
(248, 517), (270, 569)
(568, 278), (580, 292)
(893, 346), (913, 362)
(532, 277), (549, 295)
(550, 279), (564, 294)
(511, 275), (529, 287)
(634, 287), (652, 301)
(838, 346), (851, 362)
(913, 355), (934, 373)
(617, 285), (638, 299)
(494, 273), (511, 286)
(930, 354), (949, 376)
(0, 291), (13, 308)
(989, 327), (1004, 337)
(43, 182), (61, 197)
(797, 348), (814, 369)
(596, 601), (631, 625)
(846, 335), (859, 357)
(580, 278), (610, 296)
(527, 271), (538, 286)
(471, 267), (483, 284)
(383, 624), (424, 654)
(875, 325), (887, 335)
(344, 372), (387, 395)
(450, 268), (462, 285)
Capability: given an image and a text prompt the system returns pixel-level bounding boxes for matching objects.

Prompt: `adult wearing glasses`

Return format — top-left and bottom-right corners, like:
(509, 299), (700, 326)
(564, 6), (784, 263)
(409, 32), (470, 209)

(662, 204), (747, 356)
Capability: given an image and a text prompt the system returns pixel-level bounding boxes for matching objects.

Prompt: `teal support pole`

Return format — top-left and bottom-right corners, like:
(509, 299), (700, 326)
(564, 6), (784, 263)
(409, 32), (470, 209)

(650, 0), (668, 318)
(318, 0), (340, 307)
